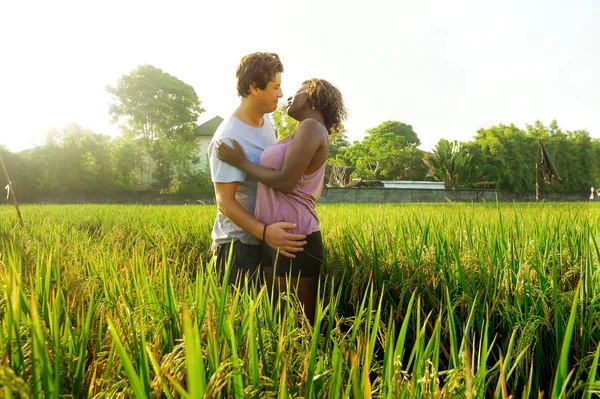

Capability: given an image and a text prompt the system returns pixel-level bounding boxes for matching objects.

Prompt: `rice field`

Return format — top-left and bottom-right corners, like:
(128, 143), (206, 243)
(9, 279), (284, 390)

(0, 202), (599, 398)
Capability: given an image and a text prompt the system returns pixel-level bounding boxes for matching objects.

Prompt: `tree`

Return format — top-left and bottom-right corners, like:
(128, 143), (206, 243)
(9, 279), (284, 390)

(345, 121), (426, 181)
(366, 121), (421, 147)
(325, 131), (351, 185)
(423, 139), (482, 189)
(462, 142), (498, 189)
(329, 131), (351, 158)
(470, 124), (536, 192)
(564, 129), (593, 191)
(107, 64), (204, 191)
(110, 137), (144, 191)
(39, 124), (117, 194)
(463, 120), (600, 193)
(0, 146), (26, 199)
(526, 120), (594, 192)
(270, 102), (298, 141)
(592, 138), (600, 187)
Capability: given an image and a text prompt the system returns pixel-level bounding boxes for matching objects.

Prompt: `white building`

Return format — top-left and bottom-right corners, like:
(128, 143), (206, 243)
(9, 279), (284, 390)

(381, 181), (446, 189)
(193, 115), (223, 172)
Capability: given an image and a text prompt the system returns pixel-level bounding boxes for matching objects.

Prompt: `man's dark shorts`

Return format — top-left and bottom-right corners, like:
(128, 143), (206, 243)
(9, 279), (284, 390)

(212, 240), (262, 285)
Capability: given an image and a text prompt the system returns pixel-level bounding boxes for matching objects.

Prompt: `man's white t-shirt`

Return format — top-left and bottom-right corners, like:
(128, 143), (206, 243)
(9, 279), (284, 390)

(208, 115), (277, 245)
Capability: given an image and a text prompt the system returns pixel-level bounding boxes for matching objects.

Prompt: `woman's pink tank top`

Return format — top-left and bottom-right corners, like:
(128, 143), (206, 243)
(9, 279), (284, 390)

(254, 135), (326, 235)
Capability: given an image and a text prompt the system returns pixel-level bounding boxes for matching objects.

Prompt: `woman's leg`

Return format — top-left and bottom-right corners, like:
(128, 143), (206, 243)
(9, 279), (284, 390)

(273, 275), (319, 325)
(295, 276), (320, 324)
(295, 232), (323, 325)
(267, 232), (323, 325)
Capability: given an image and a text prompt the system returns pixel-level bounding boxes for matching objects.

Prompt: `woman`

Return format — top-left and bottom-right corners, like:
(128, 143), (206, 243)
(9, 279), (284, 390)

(215, 78), (347, 323)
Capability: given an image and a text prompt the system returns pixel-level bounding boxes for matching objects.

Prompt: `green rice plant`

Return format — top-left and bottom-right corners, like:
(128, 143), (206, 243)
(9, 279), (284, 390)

(0, 202), (598, 397)
(551, 282), (580, 399)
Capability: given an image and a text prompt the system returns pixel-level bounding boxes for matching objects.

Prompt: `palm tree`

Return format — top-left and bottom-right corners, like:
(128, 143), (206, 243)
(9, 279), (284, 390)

(423, 139), (482, 189)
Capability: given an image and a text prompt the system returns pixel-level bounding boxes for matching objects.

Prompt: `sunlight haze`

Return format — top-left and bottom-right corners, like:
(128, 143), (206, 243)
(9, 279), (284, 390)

(1, 0), (598, 152)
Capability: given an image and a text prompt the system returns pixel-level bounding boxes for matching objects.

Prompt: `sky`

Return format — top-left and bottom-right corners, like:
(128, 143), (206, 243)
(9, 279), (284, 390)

(1, 0), (598, 153)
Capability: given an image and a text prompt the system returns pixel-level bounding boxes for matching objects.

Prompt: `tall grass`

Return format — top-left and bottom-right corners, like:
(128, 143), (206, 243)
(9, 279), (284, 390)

(0, 202), (598, 397)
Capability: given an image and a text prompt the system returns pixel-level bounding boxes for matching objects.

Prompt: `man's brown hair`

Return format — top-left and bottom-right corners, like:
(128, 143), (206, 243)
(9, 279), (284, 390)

(236, 52), (284, 97)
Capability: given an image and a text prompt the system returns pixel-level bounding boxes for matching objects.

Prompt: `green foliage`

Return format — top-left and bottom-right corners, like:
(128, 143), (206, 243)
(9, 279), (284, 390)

(344, 121), (427, 180)
(423, 139), (483, 189)
(325, 131), (351, 184)
(20, 124), (118, 195)
(328, 118), (599, 192)
(270, 102), (298, 141)
(107, 64), (205, 191)
(6, 88), (600, 198)
(467, 120), (600, 193)
(526, 121), (596, 192)
(109, 137), (144, 191)
(0, 146), (34, 199)
(2, 126), (215, 200)
(366, 120), (421, 147)
(329, 131), (351, 157)
(0, 64), (215, 199)
(470, 123), (536, 192)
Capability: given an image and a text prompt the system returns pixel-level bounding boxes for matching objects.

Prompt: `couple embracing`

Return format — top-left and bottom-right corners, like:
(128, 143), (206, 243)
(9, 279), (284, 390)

(208, 52), (347, 323)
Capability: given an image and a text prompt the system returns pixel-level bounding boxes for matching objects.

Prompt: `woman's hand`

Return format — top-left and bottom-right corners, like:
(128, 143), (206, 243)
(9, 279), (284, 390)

(215, 139), (247, 168)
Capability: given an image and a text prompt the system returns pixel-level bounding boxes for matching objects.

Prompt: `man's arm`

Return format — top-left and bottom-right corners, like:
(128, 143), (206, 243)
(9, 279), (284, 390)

(217, 119), (326, 194)
(214, 182), (307, 258)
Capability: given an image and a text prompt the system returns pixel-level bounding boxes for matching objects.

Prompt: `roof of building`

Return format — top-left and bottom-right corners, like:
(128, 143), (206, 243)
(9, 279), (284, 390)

(195, 116), (224, 137)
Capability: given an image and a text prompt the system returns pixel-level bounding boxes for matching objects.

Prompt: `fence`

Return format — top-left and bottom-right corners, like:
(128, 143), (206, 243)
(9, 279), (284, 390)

(12, 188), (594, 205)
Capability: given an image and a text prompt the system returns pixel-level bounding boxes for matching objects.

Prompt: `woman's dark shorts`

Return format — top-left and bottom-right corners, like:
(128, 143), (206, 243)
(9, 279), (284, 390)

(262, 231), (323, 277)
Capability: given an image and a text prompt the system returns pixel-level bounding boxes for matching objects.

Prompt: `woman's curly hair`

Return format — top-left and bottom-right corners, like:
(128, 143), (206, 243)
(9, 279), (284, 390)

(303, 79), (348, 135)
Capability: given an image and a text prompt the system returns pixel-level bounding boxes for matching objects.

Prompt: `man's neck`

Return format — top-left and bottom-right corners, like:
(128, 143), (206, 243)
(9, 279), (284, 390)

(233, 100), (264, 128)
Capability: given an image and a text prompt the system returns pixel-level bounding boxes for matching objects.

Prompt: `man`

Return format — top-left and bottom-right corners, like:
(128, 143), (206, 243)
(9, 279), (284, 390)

(208, 52), (306, 285)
